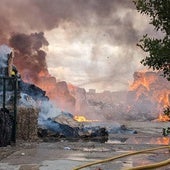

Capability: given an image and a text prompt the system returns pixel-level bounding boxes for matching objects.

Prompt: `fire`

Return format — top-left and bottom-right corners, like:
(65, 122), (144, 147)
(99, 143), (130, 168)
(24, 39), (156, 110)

(129, 71), (157, 91)
(158, 93), (169, 107)
(127, 136), (170, 145)
(74, 115), (90, 122)
(157, 113), (170, 122)
(129, 71), (170, 121)
(74, 115), (99, 122)
(38, 70), (50, 78)
(156, 137), (170, 145)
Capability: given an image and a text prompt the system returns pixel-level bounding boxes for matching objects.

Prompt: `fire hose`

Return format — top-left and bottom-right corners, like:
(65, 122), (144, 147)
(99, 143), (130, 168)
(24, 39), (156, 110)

(73, 145), (170, 170)
(125, 158), (170, 170)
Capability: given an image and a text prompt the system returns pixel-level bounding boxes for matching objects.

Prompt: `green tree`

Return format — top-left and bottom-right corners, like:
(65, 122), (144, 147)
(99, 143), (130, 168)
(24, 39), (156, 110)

(133, 0), (170, 81)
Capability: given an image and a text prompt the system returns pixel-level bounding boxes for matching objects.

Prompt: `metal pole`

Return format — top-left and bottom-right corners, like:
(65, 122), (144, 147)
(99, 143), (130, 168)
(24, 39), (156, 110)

(11, 77), (18, 143)
(2, 77), (6, 109)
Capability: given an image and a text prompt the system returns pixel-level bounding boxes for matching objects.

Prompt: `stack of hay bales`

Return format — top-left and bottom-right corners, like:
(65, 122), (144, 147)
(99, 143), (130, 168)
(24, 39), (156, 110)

(17, 107), (39, 141)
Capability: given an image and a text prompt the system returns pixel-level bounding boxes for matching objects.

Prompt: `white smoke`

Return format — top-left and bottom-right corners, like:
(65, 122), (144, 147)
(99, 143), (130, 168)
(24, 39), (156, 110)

(0, 44), (12, 68)
(38, 100), (62, 123)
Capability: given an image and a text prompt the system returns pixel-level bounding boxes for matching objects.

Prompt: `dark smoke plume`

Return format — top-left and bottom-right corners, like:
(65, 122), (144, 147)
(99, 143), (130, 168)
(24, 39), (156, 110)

(9, 32), (49, 83)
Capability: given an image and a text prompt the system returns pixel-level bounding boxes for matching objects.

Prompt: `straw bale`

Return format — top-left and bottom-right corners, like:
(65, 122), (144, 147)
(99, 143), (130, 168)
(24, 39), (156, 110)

(53, 114), (81, 128)
(17, 107), (39, 141)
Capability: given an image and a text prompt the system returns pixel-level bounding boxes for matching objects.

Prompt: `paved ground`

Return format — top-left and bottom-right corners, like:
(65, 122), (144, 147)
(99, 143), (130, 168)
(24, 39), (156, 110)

(0, 121), (170, 170)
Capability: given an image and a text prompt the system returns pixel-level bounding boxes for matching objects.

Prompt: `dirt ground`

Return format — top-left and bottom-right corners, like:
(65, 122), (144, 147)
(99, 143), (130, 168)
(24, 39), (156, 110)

(0, 120), (170, 170)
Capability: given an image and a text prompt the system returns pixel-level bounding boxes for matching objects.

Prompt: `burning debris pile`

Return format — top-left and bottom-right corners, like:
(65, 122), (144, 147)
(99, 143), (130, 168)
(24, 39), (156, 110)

(0, 44), (109, 142)
(38, 112), (108, 142)
(16, 78), (109, 141)
(85, 71), (170, 121)
(127, 71), (170, 120)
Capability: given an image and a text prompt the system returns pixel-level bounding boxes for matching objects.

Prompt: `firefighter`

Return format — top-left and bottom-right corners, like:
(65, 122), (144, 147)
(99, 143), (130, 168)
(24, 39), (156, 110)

(10, 65), (21, 91)
(11, 70), (16, 77)
(163, 127), (170, 136)
(10, 65), (18, 77)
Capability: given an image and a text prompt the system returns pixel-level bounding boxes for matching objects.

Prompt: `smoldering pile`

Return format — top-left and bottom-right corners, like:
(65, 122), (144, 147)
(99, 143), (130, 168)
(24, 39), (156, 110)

(18, 81), (109, 142)
(11, 79), (137, 143)
(22, 83), (136, 142)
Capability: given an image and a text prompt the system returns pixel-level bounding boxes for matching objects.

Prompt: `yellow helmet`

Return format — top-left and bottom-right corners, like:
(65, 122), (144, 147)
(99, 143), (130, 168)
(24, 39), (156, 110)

(11, 70), (16, 76)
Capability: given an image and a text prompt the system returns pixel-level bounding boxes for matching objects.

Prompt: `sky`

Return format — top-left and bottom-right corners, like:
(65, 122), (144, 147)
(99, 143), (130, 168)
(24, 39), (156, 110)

(0, 0), (156, 92)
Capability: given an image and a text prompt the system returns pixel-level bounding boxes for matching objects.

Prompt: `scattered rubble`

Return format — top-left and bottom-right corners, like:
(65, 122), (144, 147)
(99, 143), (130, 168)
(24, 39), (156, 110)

(38, 112), (109, 142)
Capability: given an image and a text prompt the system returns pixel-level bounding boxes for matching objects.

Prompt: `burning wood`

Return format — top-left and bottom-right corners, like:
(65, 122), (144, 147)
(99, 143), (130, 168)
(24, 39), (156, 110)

(127, 71), (170, 121)
(74, 115), (99, 122)
(38, 112), (108, 141)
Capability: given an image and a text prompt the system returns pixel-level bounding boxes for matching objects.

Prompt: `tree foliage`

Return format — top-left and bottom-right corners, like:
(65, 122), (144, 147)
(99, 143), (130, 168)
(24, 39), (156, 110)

(133, 0), (170, 80)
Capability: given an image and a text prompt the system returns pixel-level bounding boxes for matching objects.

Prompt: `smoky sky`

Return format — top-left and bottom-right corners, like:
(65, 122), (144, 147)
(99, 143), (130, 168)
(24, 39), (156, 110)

(0, 0), (136, 39)
(0, 0), (154, 91)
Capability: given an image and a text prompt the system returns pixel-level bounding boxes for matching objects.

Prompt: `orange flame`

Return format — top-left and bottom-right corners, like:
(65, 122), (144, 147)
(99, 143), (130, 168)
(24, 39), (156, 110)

(157, 113), (170, 122)
(38, 70), (50, 78)
(128, 137), (170, 145)
(129, 71), (156, 91)
(129, 71), (170, 121)
(74, 115), (99, 122)
(156, 137), (170, 145)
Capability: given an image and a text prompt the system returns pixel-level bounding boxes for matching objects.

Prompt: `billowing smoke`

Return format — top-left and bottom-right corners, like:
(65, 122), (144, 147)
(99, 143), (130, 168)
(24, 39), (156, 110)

(0, 45), (12, 68)
(9, 32), (49, 83)
(0, 0), (155, 92)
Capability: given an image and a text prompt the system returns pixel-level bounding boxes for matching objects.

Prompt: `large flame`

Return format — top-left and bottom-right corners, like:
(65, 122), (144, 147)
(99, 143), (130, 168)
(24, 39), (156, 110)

(129, 71), (170, 121)
(129, 71), (157, 92)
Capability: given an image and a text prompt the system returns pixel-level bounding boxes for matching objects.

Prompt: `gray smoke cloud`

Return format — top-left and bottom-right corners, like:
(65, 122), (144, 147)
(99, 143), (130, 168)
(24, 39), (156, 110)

(0, 45), (12, 68)
(0, 0), (154, 92)
(8, 32), (49, 83)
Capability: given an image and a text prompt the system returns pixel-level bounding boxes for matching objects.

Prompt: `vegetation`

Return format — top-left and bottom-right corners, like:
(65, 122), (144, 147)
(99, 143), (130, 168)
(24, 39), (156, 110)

(133, 0), (170, 81)
(133, 0), (170, 118)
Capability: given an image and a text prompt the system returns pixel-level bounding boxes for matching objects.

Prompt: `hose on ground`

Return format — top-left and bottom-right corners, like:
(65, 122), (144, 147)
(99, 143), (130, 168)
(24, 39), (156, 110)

(126, 158), (170, 170)
(73, 145), (170, 170)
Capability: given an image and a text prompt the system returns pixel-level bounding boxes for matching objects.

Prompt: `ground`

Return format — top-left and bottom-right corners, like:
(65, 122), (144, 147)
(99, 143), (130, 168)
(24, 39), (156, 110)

(0, 121), (170, 170)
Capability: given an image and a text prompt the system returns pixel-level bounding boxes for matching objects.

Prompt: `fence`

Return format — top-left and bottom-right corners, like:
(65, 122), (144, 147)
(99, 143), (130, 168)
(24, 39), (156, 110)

(0, 77), (18, 146)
